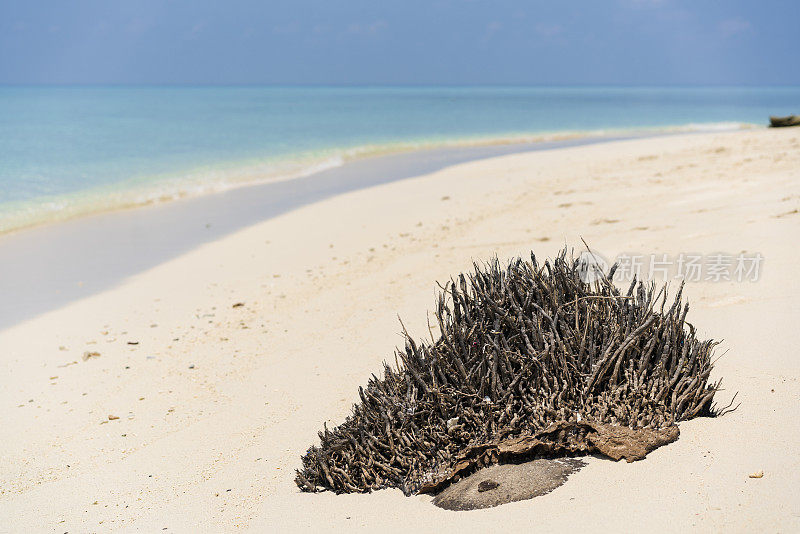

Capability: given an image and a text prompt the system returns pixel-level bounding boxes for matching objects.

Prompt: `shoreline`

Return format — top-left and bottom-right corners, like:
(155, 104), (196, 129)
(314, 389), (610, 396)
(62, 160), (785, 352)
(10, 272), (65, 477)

(0, 131), (685, 331)
(1, 127), (798, 531)
(0, 121), (753, 238)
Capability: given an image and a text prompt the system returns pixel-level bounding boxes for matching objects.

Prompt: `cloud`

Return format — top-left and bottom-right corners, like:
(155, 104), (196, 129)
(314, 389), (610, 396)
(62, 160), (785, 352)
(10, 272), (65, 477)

(126, 17), (155, 36)
(622, 0), (668, 7)
(346, 20), (387, 36)
(272, 23), (299, 35)
(183, 21), (207, 40)
(482, 21), (502, 42)
(487, 21), (503, 32)
(535, 23), (563, 38)
(719, 17), (752, 38)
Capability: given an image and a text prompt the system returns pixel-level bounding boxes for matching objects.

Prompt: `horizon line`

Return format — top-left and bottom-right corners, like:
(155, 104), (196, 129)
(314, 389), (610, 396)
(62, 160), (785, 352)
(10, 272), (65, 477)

(2, 82), (800, 89)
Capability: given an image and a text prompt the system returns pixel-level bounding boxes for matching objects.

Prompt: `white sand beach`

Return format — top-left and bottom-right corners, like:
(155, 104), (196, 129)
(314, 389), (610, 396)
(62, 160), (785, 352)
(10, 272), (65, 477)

(1, 129), (799, 532)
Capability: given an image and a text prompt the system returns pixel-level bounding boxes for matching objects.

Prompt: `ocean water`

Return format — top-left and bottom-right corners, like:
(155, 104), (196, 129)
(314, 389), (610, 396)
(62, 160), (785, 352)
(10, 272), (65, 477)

(0, 86), (798, 234)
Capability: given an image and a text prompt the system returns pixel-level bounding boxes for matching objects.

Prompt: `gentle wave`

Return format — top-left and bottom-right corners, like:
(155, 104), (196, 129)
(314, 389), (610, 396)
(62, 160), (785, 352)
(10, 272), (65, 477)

(0, 122), (755, 236)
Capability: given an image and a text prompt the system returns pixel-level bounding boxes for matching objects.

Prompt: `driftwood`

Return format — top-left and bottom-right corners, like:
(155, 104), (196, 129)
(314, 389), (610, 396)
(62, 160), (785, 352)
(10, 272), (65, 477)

(769, 115), (800, 128)
(295, 249), (730, 496)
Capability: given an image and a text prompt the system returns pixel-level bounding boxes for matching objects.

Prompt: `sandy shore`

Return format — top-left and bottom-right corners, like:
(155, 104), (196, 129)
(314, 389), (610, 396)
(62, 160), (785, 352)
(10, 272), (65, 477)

(0, 136), (634, 331)
(1, 128), (799, 532)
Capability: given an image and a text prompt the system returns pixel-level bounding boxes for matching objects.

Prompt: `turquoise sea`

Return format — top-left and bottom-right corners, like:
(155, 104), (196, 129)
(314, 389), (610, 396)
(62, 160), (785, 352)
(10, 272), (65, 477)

(0, 86), (798, 233)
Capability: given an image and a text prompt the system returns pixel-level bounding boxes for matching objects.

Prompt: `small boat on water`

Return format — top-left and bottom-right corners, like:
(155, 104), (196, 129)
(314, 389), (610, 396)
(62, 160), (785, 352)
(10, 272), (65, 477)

(769, 115), (800, 127)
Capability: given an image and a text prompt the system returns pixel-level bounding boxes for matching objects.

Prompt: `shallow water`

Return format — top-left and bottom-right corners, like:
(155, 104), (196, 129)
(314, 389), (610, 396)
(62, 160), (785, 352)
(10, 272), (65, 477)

(1, 85), (797, 233)
(0, 137), (610, 329)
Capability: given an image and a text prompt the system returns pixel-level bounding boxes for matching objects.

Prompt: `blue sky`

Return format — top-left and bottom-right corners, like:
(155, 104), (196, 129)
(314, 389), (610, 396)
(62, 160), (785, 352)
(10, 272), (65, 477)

(1, 0), (798, 85)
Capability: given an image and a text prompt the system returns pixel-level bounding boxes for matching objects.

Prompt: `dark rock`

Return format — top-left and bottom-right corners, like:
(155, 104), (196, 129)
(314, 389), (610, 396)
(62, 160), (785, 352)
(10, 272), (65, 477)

(477, 479), (499, 492)
(769, 115), (800, 128)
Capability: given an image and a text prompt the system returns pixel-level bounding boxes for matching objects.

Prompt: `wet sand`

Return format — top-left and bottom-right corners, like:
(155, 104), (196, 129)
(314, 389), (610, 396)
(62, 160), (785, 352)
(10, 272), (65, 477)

(0, 136), (633, 330)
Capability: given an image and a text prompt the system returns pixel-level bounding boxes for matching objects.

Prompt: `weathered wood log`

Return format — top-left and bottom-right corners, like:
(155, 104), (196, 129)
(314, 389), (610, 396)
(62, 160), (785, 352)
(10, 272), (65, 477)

(769, 115), (800, 128)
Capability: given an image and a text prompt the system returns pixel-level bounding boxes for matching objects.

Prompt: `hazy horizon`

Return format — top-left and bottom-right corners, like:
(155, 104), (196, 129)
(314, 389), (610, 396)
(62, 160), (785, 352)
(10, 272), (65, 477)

(2, 0), (798, 86)
(3, 83), (800, 88)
